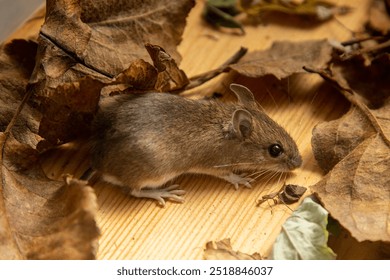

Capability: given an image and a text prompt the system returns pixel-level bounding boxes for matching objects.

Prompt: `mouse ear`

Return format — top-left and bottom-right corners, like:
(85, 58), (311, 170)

(230, 83), (258, 109)
(231, 109), (253, 140)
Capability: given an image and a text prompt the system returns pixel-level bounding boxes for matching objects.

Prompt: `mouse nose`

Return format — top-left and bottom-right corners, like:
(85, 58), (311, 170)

(288, 154), (302, 170)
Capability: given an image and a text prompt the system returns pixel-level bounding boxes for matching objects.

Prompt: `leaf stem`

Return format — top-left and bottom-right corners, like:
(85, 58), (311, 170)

(340, 35), (386, 46)
(303, 66), (390, 147)
(0, 86), (34, 254)
(0, 86), (35, 168)
(340, 39), (390, 60)
(178, 47), (248, 92)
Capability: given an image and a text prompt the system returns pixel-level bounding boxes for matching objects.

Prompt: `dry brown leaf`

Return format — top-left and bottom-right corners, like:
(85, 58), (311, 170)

(312, 107), (376, 173)
(112, 59), (158, 91)
(145, 43), (189, 92)
(1, 136), (99, 259)
(39, 0), (195, 76)
(312, 133), (390, 242)
(0, 40), (42, 149)
(36, 76), (104, 150)
(312, 55), (390, 172)
(335, 55), (390, 108)
(0, 42), (100, 259)
(228, 39), (333, 80)
(204, 239), (262, 260)
(308, 59), (390, 242)
(30, 0), (195, 145)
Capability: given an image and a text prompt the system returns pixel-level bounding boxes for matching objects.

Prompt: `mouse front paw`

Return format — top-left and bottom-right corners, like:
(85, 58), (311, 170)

(130, 185), (186, 207)
(219, 173), (253, 190)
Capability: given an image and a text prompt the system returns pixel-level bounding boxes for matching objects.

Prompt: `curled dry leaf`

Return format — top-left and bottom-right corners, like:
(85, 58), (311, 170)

(30, 0), (195, 146)
(36, 76), (104, 151)
(308, 60), (390, 242)
(107, 43), (192, 95)
(112, 59), (158, 91)
(279, 184), (307, 204)
(0, 42), (99, 259)
(204, 238), (262, 260)
(228, 39), (333, 80)
(257, 184), (307, 207)
(145, 43), (189, 92)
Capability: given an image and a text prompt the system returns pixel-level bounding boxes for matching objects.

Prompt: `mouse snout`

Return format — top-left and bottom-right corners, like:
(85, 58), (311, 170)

(287, 154), (302, 170)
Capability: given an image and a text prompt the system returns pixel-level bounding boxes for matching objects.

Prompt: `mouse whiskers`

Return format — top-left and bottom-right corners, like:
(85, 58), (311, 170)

(263, 171), (280, 186)
(276, 172), (284, 187)
(248, 170), (272, 182)
(213, 162), (259, 168)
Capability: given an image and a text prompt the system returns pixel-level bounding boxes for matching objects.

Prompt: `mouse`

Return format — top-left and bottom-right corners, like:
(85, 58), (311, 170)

(90, 83), (302, 206)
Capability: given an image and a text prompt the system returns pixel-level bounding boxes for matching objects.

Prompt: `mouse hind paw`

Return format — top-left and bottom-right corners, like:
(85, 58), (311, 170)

(130, 185), (186, 207)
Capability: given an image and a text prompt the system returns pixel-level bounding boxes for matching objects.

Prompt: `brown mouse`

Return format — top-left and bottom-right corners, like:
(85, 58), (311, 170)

(90, 83), (302, 206)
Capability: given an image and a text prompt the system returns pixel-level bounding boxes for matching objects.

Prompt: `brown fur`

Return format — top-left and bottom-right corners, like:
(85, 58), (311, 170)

(91, 84), (302, 195)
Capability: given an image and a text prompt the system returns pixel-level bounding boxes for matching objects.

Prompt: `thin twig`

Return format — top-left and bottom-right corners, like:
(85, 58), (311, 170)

(341, 35), (386, 46)
(177, 47), (248, 92)
(340, 39), (390, 60)
(303, 66), (390, 147)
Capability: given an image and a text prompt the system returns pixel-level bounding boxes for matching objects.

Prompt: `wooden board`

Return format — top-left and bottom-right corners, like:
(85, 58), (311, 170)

(6, 0), (378, 259)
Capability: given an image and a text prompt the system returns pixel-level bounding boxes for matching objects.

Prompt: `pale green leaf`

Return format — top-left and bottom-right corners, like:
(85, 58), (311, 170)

(203, 0), (245, 34)
(271, 196), (336, 260)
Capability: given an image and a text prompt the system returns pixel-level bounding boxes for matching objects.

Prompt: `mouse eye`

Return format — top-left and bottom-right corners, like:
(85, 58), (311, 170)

(268, 144), (284, 157)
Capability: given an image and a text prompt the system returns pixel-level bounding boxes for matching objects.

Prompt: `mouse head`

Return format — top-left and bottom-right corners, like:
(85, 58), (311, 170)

(227, 83), (302, 172)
